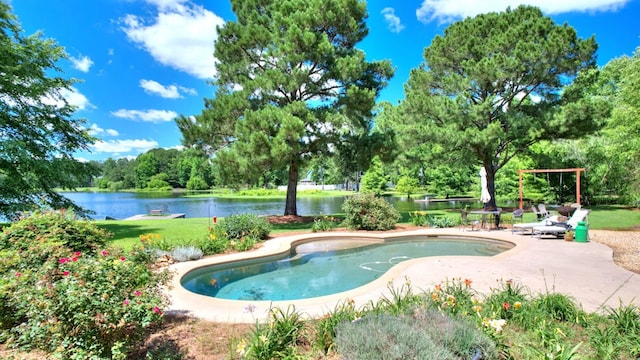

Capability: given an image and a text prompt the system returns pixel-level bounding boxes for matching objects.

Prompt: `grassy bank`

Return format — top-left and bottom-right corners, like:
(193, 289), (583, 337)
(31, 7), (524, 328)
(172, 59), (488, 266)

(97, 205), (639, 249)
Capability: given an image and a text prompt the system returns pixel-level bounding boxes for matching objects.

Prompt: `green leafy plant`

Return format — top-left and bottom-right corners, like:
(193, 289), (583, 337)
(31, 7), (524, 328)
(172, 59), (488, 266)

(0, 211), (169, 359)
(313, 299), (362, 355)
(427, 278), (478, 317)
(409, 210), (428, 226)
(241, 305), (306, 359)
(425, 214), (458, 228)
(217, 213), (271, 241)
(311, 215), (338, 232)
(342, 194), (401, 231)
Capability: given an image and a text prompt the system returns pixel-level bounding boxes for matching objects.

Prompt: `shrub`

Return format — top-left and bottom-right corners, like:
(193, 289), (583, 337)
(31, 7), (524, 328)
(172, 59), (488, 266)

(230, 235), (258, 252)
(311, 215), (338, 232)
(425, 214), (458, 228)
(0, 212), (169, 359)
(342, 194), (401, 231)
(216, 213), (271, 241)
(197, 227), (230, 255)
(335, 310), (498, 360)
(0, 209), (109, 255)
(172, 245), (203, 262)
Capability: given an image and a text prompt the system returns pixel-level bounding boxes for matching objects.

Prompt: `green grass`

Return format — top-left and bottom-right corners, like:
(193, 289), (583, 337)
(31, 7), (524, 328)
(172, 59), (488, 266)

(97, 218), (211, 249)
(96, 206), (638, 250)
(584, 205), (640, 230)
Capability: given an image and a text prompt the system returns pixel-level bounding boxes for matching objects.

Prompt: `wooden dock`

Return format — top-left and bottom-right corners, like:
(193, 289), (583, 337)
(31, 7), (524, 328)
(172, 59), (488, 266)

(124, 213), (186, 220)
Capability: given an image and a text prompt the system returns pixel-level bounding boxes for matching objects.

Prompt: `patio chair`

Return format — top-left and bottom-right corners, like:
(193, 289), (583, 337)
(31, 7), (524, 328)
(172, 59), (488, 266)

(538, 204), (551, 218)
(510, 208), (524, 227)
(531, 209), (590, 239)
(460, 210), (480, 231)
(512, 215), (560, 234)
(531, 205), (543, 220)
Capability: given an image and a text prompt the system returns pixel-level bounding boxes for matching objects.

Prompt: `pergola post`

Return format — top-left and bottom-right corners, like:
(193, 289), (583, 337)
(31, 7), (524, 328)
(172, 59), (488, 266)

(518, 168), (585, 209)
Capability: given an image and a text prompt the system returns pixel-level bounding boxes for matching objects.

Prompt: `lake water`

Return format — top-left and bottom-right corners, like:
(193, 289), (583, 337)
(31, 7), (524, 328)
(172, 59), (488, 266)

(60, 191), (480, 220)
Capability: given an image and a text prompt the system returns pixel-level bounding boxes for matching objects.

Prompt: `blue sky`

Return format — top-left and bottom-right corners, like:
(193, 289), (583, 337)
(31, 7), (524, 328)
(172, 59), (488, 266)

(7, 0), (640, 162)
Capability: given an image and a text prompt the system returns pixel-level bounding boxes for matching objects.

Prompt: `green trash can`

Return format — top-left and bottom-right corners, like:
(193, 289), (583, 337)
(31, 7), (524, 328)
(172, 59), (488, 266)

(574, 221), (589, 242)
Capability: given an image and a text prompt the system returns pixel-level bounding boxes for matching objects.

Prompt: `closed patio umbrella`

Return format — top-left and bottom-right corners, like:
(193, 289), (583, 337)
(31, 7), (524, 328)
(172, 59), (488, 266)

(479, 166), (491, 204)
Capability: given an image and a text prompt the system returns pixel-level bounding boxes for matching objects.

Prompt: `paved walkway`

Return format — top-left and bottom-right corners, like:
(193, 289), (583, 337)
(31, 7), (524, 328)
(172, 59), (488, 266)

(166, 228), (639, 323)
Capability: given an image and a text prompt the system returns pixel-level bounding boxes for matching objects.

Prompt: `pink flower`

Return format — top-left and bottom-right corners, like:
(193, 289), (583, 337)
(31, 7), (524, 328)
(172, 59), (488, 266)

(101, 250), (108, 256)
(58, 258), (69, 264)
(74, 251), (81, 257)
(62, 271), (70, 276)
(120, 256), (126, 261)
(503, 302), (510, 310)
(16, 272), (21, 277)
(134, 290), (142, 297)
(153, 306), (162, 314)
(123, 299), (130, 305)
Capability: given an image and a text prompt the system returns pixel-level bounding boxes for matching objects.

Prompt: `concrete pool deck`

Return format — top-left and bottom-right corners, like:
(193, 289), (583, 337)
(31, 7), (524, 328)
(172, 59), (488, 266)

(166, 228), (640, 323)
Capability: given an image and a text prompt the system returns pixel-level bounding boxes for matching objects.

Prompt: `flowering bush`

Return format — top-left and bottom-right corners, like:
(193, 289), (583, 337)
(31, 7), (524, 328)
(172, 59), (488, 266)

(217, 213), (271, 240)
(342, 194), (401, 231)
(203, 214), (271, 255)
(0, 211), (169, 359)
(311, 215), (338, 232)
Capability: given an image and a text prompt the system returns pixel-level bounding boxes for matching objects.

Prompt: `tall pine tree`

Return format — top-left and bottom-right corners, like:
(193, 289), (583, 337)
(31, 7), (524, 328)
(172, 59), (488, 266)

(177, 0), (393, 215)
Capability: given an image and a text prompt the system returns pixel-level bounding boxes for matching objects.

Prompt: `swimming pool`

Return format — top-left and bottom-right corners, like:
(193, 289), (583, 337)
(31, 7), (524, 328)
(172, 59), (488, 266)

(181, 235), (513, 301)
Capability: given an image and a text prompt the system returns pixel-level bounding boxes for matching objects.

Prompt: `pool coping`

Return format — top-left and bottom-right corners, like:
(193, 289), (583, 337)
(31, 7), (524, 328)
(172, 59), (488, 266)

(166, 228), (640, 323)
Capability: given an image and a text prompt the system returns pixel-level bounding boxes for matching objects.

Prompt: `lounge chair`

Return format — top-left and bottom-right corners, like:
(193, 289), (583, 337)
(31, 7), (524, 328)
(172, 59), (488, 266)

(512, 215), (560, 234)
(531, 209), (590, 239)
(538, 204), (551, 218)
(531, 205), (544, 220)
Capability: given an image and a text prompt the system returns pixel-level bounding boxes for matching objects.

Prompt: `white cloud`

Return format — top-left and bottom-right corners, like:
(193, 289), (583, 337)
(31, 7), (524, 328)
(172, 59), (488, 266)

(92, 139), (159, 154)
(139, 79), (196, 98)
(69, 55), (94, 72)
(381, 7), (405, 33)
(42, 87), (94, 111)
(88, 123), (119, 137)
(416, 0), (629, 24)
(120, 0), (224, 79)
(111, 109), (178, 123)
(62, 88), (95, 110)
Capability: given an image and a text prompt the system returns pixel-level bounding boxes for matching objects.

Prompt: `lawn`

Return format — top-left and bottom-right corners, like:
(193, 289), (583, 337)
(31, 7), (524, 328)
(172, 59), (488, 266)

(97, 205), (640, 249)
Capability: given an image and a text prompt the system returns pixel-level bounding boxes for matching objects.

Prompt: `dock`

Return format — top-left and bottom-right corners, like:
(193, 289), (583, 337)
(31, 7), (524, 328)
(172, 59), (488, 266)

(124, 213), (186, 220)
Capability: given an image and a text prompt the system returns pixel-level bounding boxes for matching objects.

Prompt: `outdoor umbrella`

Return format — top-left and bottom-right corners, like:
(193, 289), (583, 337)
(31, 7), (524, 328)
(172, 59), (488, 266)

(479, 166), (491, 204)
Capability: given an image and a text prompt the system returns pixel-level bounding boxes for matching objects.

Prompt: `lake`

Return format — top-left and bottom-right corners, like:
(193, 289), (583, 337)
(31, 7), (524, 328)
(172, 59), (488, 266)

(60, 191), (480, 220)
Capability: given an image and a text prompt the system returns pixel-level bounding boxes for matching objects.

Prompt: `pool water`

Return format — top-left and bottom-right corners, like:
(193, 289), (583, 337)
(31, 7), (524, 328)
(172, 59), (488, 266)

(181, 236), (512, 301)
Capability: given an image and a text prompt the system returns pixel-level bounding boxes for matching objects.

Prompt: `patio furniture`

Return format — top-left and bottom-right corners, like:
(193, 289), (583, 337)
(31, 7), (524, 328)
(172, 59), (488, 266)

(532, 209), (590, 239)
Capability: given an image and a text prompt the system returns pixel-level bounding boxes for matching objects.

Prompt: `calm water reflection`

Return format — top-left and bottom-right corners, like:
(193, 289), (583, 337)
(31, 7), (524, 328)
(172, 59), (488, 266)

(60, 192), (479, 220)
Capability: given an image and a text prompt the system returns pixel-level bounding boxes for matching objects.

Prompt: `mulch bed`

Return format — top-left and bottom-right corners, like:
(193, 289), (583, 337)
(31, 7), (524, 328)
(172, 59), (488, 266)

(265, 215), (316, 224)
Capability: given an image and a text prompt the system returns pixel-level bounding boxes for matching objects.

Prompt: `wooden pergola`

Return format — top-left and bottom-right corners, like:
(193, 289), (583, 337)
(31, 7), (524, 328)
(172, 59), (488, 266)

(518, 168), (586, 209)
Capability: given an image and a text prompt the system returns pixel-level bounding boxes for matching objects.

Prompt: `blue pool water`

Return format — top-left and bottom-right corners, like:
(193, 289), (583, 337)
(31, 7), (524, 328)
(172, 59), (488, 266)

(181, 236), (512, 301)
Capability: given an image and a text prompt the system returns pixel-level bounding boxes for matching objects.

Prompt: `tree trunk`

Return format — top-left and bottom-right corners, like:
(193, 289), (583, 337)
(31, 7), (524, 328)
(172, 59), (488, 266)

(486, 165), (497, 209)
(284, 159), (298, 216)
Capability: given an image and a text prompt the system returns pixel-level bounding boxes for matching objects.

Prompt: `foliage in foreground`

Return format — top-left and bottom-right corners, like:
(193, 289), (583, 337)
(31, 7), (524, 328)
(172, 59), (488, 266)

(342, 194), (401, 230)
(0, 210), (169, 359)
(0, 2), (99, 219)
(229, 278), (640, 360)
